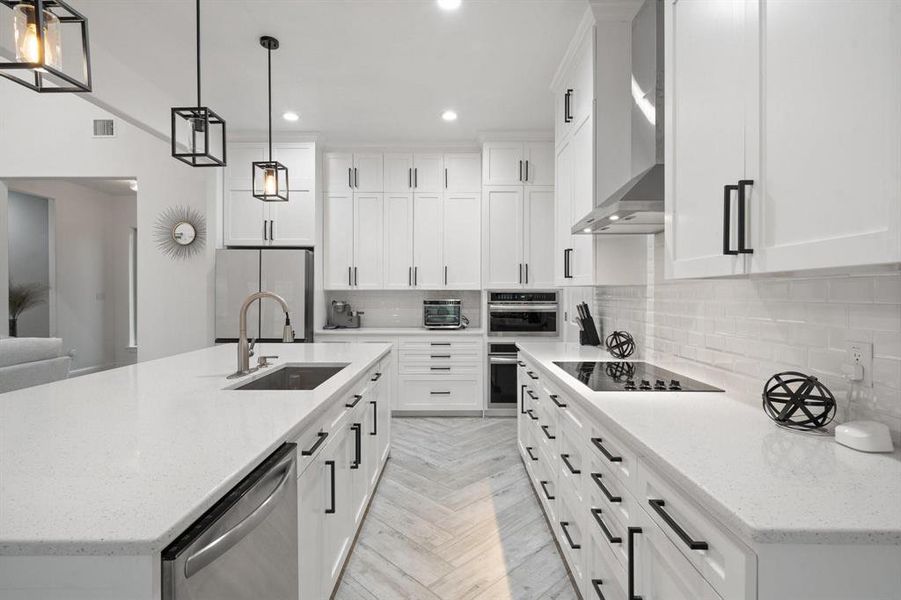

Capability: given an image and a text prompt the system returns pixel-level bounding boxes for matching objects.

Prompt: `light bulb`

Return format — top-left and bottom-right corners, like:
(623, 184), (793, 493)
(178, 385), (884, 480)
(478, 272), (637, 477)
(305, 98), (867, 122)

(263, 169), (278, 196)
(13, 4), (61, 69)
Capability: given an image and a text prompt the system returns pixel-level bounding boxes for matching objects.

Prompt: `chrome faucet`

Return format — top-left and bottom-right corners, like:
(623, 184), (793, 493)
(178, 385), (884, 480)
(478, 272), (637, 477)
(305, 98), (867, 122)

(229, 291), (295, 378)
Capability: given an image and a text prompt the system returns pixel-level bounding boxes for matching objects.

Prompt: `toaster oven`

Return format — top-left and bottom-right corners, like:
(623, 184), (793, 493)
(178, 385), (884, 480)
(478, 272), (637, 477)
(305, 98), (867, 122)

(423, 299), (465, 329)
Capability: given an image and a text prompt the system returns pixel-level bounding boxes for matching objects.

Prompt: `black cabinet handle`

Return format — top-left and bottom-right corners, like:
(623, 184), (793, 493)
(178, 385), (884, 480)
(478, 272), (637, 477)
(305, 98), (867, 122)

(519, 160), (523, 182)
(430, 366), (451, 371)
(408, 167), (412, 188)
(591, 507), (622, 545)
(354, 167), (358, 188)
(301, 431), (329, 456)
(519, 263), (523, 284)
(354, 266), (358, 286)
(525, 390), (538, 400)
(526, 409), (538, 421)
(564, 248), (573, 278)
(444, 265), (448, 285)
(560, 521), (581, 549)
(550, 394), (566, 408)
(371, 372), (382, 381)
(269, 220), (274, 242)
(722, 184), (739, 256)
(346, 394), (363, 408)
(561, 453), (581, 474)
(628, 527), (642, 600)
(591, 437), (622, 463)
(539, 480), (555, 500)
(408, 266), (412, 286)
(525, 160), (529, 183)
(737, 179), (754, 254)
(525, 446), (538, 461)
(350, 423), (362, 469)
(348, 266), (352, 286)
(431, 342), (452, 346)
(431, 354), (451, 359)
(591, 579), (607, 600)
(526, 371), (538, 380)
(430, 391), (451, 395)
(541, 424), (556, 440)
(325, 460), (336, 514)
(370, 400), (377, 436)
(414, 168), (418, 188)
(591, 472), (621, 503)
(414, 266), (418, 286)
(445, 167), (448, 189)
(520, 384), (527, 414)
(525, 263), (529, 284)
(564, 89), (573, 123)
(648, 498), (709, 551)
(263, 220), (268, 241)
(517, 361), (525, 367)
(348, 167), (352, 189)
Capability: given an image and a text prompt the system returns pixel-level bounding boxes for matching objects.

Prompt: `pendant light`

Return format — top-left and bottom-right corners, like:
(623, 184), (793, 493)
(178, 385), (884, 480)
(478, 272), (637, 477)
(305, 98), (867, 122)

(0, 0), (92, 93)
(171, 0), (226, 167)
(252, 35), (288, 202)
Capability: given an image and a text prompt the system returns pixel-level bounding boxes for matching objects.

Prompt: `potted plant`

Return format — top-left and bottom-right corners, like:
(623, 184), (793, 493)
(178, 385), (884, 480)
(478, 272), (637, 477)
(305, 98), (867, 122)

(8, 282), (49, 337)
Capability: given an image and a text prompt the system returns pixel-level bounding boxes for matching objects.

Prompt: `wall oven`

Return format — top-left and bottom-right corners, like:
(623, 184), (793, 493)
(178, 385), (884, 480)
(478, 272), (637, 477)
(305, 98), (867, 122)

(488, 343), (519, 409)
(487, 291), (559, 337)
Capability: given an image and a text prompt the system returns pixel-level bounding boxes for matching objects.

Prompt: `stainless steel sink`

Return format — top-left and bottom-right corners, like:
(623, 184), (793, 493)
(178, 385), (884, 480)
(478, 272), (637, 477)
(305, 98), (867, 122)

(230, 363), (349, 391)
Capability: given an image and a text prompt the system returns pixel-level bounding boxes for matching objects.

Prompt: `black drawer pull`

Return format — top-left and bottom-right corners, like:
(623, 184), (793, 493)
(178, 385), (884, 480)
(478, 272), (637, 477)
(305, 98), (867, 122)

(431, 342), (452, 346)
(300, 431), (328, 456)
(628, 527), (642, 600)
(561, 453), (581, 474)
(370, 400), (377, 436)
(325, 460), (336, 514)
(560, 521), (581, 550)
(591, 508), (622, 545)
(723, 184), (739, 256)
(550, 394), (566, 408)
(737, 179), (754, 254)
(591, 437), (622, 463)
(520, 384), (527, 415)
(517, 361), (526, 367)
(350, 423), (362, 469)
(525, 446), (538, 461)
(526, 390), (538, 400)
(541, 425), (556, 440)
(591, 579), (607, 600)
(591, 472), (621, 503)
(430, 354), (451, 359)
(648, 498), (709, 551)
(526, 409), (538, 421)
(539, 480), (555, 500)
(430, 391), (451, 395)
(430, 367), (452, 371)
(526, 371), (539, 380)
(371, 372), (382, 381)
(346, 394), (363, 408)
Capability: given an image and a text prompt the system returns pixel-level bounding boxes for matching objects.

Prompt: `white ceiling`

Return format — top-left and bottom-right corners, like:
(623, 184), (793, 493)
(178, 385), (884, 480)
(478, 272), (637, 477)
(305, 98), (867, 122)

(75, 0), (586, 143)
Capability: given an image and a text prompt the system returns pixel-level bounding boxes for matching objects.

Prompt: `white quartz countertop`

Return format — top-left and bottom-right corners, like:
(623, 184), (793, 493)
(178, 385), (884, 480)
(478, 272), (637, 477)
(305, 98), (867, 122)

(518, 342), (901, 545)
(315, 326), (484, 336)
(0, 342), (390, 556)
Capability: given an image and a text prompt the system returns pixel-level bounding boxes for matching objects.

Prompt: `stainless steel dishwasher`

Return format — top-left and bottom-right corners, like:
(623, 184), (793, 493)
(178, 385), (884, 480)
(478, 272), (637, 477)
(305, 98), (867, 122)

(161, 443), (298, 600)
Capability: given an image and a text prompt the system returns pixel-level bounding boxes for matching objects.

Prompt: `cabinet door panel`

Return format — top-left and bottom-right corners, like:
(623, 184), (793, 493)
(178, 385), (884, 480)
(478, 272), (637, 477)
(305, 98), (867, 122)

(413, 153), (444, 193)
(445, 153), (482, 192)
(297, 458), (324, 600)
(227, 145), (266, 190)
(664, 0), (748, 279)
(636, 516), (721, 600)
(275, 145), (315, 190)
(755, 0), (901, 272)
(322, 426), (353, 594)
(353, 153), (384, 192)
(524, 142), (555, 186)
(270, 190), (315, 247)
(443, 193), (481, 289)
(225, 190), (267, 246)
(483, 142), (524, 185)
(570, 28), (594, 128)
(324, 153), (354, 191)
(484, 186), (524, 287)
(524, 187), (555, 287)
(383, 193), (414, 289)
(324, 193), (354, 289)
(555, 141), (574, 285)
(412, 193), (444, 288)
(353, 193), (384, 289)
(384, 153), (414, 192)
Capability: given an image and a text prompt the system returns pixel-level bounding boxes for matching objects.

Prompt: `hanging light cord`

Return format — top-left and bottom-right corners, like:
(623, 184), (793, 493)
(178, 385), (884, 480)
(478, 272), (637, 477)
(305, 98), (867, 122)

(267, 44), (273, 161)
(195, 0), (202, 107)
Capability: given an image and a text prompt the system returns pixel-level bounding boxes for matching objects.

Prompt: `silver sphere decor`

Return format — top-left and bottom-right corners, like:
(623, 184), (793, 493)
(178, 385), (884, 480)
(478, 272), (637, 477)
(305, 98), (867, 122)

(154, 206), (207, 260)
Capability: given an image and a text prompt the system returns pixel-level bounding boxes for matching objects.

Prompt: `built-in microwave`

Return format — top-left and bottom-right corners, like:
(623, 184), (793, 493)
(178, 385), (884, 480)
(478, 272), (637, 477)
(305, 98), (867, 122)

(487, 291), (559, 337)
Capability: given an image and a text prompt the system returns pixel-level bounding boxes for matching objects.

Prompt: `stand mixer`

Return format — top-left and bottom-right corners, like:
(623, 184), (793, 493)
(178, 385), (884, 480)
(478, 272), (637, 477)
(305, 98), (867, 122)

(325, 300), (362, 329)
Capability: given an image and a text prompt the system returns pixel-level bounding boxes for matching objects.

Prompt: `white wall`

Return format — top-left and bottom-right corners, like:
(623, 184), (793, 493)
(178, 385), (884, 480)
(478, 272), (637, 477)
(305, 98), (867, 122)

(0, 84), (217, 361)
(7, 191), (51, 337)
(0, 182), (7, 331)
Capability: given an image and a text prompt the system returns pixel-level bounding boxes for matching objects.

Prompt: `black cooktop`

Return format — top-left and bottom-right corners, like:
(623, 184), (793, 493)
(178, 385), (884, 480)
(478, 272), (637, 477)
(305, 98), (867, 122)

(553, 361), (724, 392)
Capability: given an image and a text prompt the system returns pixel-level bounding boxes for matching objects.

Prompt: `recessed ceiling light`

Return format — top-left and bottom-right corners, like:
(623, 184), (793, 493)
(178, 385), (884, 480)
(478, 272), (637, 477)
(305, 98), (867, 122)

(609, 214), (620, 221)
(582, 228), (592, 233)
(129, 180), (138, 192)
(282, 111), (300, 122)
(437, 0), (462, 10)
(442, 110), (458, 122)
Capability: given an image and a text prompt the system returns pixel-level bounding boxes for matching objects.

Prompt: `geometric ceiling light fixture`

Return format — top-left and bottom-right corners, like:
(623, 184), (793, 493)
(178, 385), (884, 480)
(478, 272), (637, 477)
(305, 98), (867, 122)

(252, 35), (288, 202)
(170, 0), (226, 167)
(0, 0), (92, 93)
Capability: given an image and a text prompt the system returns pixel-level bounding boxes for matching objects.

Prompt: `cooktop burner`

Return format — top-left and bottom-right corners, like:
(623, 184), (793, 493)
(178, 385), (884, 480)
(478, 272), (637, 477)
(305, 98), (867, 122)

(552, 361), (723, 393)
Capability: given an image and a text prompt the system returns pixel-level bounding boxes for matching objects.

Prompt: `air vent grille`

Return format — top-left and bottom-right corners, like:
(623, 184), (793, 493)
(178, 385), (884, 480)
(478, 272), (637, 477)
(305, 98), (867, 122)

(92, 119), (116, 138)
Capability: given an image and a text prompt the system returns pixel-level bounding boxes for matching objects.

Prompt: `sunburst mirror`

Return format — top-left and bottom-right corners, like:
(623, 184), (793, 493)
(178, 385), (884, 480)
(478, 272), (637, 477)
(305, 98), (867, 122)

(154, 206), (206, 260)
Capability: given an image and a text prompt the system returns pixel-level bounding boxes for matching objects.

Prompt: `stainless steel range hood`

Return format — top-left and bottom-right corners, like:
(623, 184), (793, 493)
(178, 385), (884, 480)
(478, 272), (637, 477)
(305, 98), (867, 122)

(573, 0), (663, 235)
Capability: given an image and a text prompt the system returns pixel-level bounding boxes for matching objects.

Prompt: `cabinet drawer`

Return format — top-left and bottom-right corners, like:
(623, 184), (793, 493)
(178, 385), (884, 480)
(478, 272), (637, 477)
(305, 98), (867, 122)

(587, 469), (632, 569)
(399, 339), (481, 352)
(398, 376), (480, 410)
(638, 460), (754, 600)
(557, 419), (585, 505)
(588, 420), (639, 495)
(556, 494), (586, 590)
(585, 525), (628, 600)
(399, 349), (482, 363)
(399, 361), (480, 375)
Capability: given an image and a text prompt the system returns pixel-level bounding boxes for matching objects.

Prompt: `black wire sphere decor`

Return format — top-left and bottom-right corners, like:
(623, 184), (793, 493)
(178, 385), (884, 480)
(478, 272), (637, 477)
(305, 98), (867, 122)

(605, 361), (635, 381)
(762, 371), (836, 431)
(605, 331), (635, 359)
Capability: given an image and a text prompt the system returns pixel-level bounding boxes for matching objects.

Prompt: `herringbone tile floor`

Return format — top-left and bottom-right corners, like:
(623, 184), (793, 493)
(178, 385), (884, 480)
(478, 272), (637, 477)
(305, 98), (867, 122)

(334, 417), (578, 600)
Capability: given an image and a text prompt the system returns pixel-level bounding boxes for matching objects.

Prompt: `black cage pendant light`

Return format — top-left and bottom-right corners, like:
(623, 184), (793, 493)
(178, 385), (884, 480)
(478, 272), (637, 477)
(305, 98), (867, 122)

(0, 0), (92, 93)
(170, 0), (226, 167)
(252, 35), (288, 202)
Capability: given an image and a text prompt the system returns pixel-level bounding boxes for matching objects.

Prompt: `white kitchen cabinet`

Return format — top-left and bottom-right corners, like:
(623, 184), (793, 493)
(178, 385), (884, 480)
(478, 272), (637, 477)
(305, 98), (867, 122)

(352, 194), (384, 289)
(524, 187), (556, 287)
(569, 117), (594, 285)
(412, 192), (444, 288)
(322, 417), (353, 595)
(555, 140), (574, 284)
(384, 153), (414, 192)
(442, 193), (482, 289)
(324, 152), (382, 191)
(523, 142), (555, 186)
(352, 153), (383, 192)
(324, 152), (354, 191)
(275, 145), (316, 190)
(444, 153), (481, 192)
(227, 145), (266, 190)
(412, 153), (444, 192)
(324, 193), (355, 289)
(349, 400), (371, 525)
(297, 453), (325, 600)
(225, 190), (268, 246)
(383, 193), (414, 289)
(482, 142), (525, 185)
(568, 26), (594, 131)
(484, 186), (524, 287)
(268, 190), (315, 246)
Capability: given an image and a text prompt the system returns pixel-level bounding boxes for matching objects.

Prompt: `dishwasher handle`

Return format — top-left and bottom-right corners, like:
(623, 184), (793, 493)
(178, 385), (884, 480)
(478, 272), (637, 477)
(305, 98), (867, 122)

(183, 452), (295, 578)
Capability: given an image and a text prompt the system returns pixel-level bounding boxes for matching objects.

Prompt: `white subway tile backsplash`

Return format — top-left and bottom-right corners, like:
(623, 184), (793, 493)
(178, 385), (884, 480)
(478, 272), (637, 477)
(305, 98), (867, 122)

(873, 274), (901, 304)
(849, 304), (901, 332)
(828, 277), (875, 303)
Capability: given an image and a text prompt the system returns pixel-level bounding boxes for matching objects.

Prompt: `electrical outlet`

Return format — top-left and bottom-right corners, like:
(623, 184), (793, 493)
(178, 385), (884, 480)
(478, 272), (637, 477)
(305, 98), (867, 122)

(846, 341), (873, 387)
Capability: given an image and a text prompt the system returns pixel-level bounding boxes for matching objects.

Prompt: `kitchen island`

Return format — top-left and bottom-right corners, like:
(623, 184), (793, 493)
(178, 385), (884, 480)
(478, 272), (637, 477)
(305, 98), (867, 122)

(0, 342), (392, 599)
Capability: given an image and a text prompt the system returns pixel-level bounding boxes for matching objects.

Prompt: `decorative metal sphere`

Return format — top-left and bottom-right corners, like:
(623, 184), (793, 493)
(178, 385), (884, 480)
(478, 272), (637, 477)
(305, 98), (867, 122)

(605, 331), (635, 359)
(605, 361), (635, 381)
(762, 372), (836, 431)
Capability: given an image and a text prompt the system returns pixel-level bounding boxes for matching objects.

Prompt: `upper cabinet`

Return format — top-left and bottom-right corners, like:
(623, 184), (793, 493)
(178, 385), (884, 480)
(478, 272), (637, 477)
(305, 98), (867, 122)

(665, 0), (901, 278)
(482, 142), (553, 186)
(224, 142), (317, 248)
(444, 153), (482, 192)
(324, 152), (383, 192)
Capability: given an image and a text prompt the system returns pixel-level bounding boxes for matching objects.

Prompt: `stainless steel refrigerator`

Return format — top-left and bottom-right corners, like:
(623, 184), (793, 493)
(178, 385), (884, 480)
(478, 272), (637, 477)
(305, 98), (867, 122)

(215, 249), (313, 343)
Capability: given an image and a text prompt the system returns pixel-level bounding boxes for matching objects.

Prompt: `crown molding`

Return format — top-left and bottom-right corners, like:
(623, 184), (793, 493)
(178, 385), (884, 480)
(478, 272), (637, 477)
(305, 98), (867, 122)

(476, 130), (554, 144)
(550, 6), (596, 91)
(589, 0), (645, 22)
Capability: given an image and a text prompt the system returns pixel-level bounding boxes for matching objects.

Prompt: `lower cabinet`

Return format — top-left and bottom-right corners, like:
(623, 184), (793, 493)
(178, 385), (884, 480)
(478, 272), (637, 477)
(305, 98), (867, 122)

(397, 338), (483, 411)
(294, 357), (392, 599)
